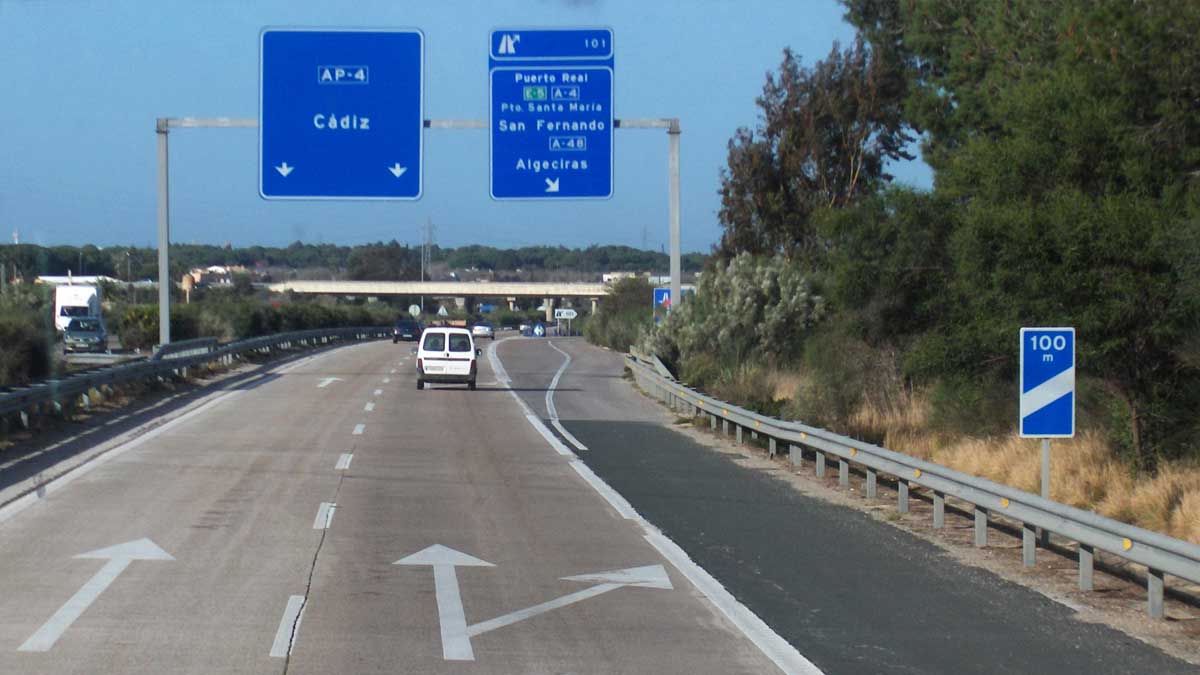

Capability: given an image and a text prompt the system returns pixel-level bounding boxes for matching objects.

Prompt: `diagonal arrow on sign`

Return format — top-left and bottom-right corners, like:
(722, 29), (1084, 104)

(19, 538), (174, 652)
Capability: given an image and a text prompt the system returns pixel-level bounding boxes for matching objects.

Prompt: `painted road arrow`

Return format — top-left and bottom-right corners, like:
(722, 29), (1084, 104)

(395, 545), (494, 661)
(397, 545), (672, 662)
(317, 377), (343, 388)
(19, 538), (174, 652)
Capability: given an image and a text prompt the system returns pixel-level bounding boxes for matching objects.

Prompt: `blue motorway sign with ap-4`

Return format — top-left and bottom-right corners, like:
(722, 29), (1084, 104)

(260, 28), (423, 200)
(1020, 327), (1075, 438)
(489, 28), (614, 200)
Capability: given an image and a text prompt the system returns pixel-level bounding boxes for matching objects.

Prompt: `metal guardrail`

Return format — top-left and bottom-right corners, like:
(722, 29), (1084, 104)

(0, 327), (391, 421)
(626, 354), (1200, 618)
(152, 337), (219, 360)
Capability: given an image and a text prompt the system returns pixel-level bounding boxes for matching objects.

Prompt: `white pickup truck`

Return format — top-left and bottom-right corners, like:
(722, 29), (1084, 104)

(415, 327), (481, 390)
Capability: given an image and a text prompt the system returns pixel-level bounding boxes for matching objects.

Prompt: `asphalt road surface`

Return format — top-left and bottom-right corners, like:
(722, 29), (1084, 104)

(0, 339), (797, 674)
(498, 336), (1197, 675)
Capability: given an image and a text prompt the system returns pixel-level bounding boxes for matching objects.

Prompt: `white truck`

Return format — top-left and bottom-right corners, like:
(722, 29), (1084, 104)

(54, 284), (102, 333)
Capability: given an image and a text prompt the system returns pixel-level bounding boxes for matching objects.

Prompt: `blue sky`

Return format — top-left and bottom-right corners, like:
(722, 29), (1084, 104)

(0, 0), (931, 253)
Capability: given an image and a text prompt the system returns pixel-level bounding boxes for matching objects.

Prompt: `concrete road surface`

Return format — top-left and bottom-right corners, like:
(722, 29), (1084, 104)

(0, 340), (800, 673)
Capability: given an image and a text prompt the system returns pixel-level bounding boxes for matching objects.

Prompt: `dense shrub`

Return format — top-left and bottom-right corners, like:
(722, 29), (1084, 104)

(585, 277), (653, 352)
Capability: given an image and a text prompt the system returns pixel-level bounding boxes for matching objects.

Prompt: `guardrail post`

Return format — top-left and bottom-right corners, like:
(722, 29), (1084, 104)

(898, 481), (909, 513)
(838, 459), (849, 487)
(865, 469), (877, 498)
(722, 419), (729, 436)
(1148, 568), (1165, 618)
(789, 444), (801, 467)
(768, 437), (777, 457)
(1022, 523), (1036, 567)
(735, 425), (743, 444)
(1078, 544), (1094, 591)
(709, 414), (717, 431)
(815, 451), (826, 477)
(974, 506), (988, 547)
(933, 491), (945, 528)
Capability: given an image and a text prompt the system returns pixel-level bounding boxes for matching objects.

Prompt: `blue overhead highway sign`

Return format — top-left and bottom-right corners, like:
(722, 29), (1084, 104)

(489, 28), (614, 200)
(260, 28), (423, 200)
(1020, 327), (1075, 438)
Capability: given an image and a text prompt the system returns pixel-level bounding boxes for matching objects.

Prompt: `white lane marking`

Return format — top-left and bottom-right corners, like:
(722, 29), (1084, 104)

(383, 377), (391, 384)
(364, 402), (376, 412)
(526, 414), (574, 457)
(317, 377), (343, 388)
(374, 389), (383, 396)
(313, 502), (336, 529)
(352, 423), (365, 436)
(546, 342), (588, 451)
(19, 538), (174, 652)
(395, 545), (494, 661)
(335, 453), (353, 470)
(390, 368), (397, 374)
(490, 338), (819, 675)
(269, 595), (306, 658)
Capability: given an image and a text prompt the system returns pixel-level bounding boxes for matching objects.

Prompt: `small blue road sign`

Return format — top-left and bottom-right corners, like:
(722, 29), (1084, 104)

(1020, 327), (1076, 438)
(653, 287), (671, 309)
(489, 28), (613, 200)
(260, 28), (423, 200)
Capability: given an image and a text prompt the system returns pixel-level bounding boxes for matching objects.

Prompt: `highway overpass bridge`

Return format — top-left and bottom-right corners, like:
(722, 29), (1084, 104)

(265, 280), (610, 319)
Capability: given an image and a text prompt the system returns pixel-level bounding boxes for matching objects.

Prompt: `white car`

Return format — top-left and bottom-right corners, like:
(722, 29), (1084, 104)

(416, 327), (480, 390)
(471, 322), (495, 340)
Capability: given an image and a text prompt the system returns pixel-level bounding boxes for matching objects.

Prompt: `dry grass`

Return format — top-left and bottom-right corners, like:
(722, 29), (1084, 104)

(846, 390), (1200, 544)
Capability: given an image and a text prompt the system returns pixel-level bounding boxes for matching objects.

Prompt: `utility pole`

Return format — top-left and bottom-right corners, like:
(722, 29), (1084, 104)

(420, 217), (435, 312)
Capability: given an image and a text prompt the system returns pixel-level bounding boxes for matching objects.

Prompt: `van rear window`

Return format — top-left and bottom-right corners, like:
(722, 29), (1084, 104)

(448, 334), (471, 352)
(422, 333), (445, 351)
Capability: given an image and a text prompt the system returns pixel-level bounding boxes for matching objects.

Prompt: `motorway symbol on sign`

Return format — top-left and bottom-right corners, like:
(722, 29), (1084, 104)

(653, 288), (670, 308)
(20, 538), (174, 652)
(489, 28), (614, 200)
(260, 28), (423, 200)
(396, 544), (671, 662)
(554, 308), (578, 320)
(1020, 327), (1075, 438)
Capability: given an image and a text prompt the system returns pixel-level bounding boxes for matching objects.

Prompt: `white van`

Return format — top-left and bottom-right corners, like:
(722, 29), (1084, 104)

(416, 327), (480, 390)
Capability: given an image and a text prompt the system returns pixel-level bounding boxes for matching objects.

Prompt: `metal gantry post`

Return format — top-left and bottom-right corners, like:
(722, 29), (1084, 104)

(156, 119), (171, 346)
(668, 119), (681, 311)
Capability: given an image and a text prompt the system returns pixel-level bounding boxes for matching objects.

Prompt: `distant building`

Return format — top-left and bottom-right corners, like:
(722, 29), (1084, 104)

(602, 271), (639, 284)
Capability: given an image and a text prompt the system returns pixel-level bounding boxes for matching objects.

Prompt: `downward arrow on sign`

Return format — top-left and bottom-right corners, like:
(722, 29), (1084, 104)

(544, 177), (560, 193)
(388, 163), (408, 178)
(275, 162), (294, 177)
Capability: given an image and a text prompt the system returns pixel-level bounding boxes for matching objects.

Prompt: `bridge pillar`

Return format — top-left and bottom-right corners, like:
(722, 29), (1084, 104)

(544, 297), (555, 322)
(590, 297), (598, 314)
(507, 297), (517, 311)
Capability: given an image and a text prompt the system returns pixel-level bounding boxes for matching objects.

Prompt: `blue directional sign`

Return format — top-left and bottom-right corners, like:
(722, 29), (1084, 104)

(653, 288), (671, 309)
(1020, 327), (1076, 438)
(489, 28), (613, 200)
(260, 28), (423, 200)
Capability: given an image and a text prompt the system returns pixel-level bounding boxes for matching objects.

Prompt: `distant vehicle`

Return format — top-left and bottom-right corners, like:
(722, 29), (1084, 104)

(471, 321), (495, 340)
(63, 317), (108, 353)
(392, 318), (422, 343)
(518, 322), (531, 334)
(54, 284), (102, 333)
(416, 327), (481, 390)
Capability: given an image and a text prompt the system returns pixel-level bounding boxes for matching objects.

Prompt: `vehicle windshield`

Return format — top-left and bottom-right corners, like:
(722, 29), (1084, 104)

(67, 319), (100, 332)
(422, 332), (445, 352)
(61, 306), (90, 317)
(448, 334), (472, 352)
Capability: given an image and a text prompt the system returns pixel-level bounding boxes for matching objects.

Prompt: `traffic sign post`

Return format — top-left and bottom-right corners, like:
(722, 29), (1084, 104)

(489, 28), (614, 199)
(1020, 327), (1076, 513)
(260, 28), (424, 200)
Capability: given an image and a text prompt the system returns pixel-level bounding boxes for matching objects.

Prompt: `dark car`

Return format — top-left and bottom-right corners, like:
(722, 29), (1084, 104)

(64, 317), (108, 353)
(393, 318), (423, 343)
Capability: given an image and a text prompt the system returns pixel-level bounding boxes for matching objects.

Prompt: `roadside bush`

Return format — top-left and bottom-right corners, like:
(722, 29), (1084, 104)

(585, 277), (653, 352)
(0, 309), (53, 386)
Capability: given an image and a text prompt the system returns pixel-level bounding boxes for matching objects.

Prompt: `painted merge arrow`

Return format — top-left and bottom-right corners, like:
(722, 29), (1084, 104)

(395, 545), (494, 661)
(388, 163), (407, 178)
(275, 162), (294, 177)
(544, 177), (560, 193)
(19, 538), (174, 652)
(465, 565), (672, 639)
(317, 377), (343, 388)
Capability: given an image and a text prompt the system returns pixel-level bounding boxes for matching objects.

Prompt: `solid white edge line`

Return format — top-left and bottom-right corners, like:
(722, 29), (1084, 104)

(335, 453), (353, 471)
(0, 341), (356, 526)
(643, 528), (822, 675)
(270, 594), (306, 658)
(313, 502), (336, 529)
(491, 336), (819, 675)
(552, 418), (589, 452)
